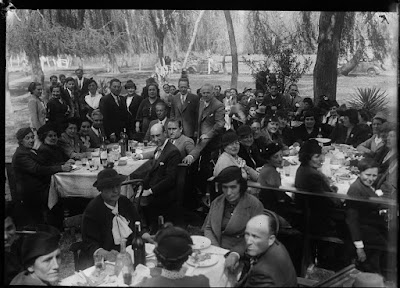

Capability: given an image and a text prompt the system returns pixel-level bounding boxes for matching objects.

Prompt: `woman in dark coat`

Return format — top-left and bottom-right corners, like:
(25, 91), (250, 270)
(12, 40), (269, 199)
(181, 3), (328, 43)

(46, 84), (70, 135)
(135, 83), (163, 134)
(11, 128), (72, 226)
(293, 110), (325, 146)
(329, 109), (371, 148)
(345, 157), (387, 274)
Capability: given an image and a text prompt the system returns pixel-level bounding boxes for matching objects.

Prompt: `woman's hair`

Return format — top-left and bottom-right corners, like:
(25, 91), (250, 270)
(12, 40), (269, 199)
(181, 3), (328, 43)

(65, 77), (75, 84)
(38, 127), (58, 143)
(28, 82), (41, 93)
(217, 177), (248, 196)
(80, 117), (92, 126)
(248, 118), (261, 127)
(358, 109), (371, 122)
(343, 108), (359, 125)
(168, 118), (182, 128)
(298, 151), (319, 165)
(255, 90), (265, 97)
(64, 117), (80, 131)
(88, 79), (98, 88)
(49, 75), (57, 81)
(303, 97), (314, 107)
(147, 83), (160, 95)
(357, 157), (379, 172)
(50, 83), (62, 93)
(230, 88), (238, 94)
(224, 89), (231, 96)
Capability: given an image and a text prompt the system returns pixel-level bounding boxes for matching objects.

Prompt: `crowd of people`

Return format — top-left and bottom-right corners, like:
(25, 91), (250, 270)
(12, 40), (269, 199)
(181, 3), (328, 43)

(5, 68), (397, 286)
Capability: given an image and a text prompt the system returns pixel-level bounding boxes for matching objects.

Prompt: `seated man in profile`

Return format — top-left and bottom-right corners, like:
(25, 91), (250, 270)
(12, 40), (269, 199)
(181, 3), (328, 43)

(225, 213), (297, 287)
(167, 119), (195, 160)
(87, 109), (108, 148)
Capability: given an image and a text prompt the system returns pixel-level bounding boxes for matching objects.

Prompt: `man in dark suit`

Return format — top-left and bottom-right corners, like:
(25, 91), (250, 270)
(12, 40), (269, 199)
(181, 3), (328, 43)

(87, 110), (108, 148)
(225, 214), (297, 287)
(169, 78), (199, 139)
(74, 68), (91, 99)
(264, 83), (286, 116)
(63, 77), (82, 119)
(135, 123), (181, 232)
(143, 101), (169, 142)
(99, 79), (129, 142)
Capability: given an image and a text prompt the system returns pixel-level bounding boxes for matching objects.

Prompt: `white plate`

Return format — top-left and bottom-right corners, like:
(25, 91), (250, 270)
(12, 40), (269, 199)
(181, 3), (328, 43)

(186, 254), (219, 267)
(126, 243), (155, 262)
(190, 235), (211, 250)
(315, 137), (331, 144)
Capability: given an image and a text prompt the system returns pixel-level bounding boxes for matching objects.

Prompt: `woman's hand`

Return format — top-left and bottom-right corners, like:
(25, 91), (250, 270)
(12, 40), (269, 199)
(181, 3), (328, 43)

(66, 159), (75, 165)
(356, 248), (366, 262)
(61, 163), (72, 172)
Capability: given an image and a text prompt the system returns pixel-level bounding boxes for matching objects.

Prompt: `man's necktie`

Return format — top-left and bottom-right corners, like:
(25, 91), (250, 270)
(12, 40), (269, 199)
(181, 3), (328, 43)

(115, 96), (120, 106)
(181, 95), (185, 105)
(155, 147), (162, 160)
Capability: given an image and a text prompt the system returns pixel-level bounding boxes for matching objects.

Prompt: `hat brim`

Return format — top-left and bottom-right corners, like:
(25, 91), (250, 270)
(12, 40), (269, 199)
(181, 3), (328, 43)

(93, 174), (127, 189)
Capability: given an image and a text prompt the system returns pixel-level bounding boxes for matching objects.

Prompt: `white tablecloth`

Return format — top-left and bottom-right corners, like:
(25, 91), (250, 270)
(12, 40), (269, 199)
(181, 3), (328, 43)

(48, 158), (149, 210)
(59, 245), (235, 287)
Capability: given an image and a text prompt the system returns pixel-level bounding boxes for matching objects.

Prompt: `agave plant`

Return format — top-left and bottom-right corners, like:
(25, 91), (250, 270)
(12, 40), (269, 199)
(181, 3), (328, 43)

(347, 87), (389, 115)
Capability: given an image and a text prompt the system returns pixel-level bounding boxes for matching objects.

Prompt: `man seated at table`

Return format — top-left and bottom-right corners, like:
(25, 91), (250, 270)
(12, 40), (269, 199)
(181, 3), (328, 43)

(167, 118), (195, 160)
(225, 212), (297, 287)
(133, 123), (181, 233)
(139, 225), (210, 287)
(10, 225), (62, 286)
(143, 101), (170, 143)
(87, 109), (108, 148)
(81, 165), (151, 269)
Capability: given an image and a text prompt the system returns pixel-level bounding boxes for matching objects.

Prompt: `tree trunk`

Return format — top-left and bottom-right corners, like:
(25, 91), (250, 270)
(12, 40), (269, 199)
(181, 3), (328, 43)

(313, 12), (345, 106)
(337, 48), (363, 76)
(156, 34), (165, 64)
(182, 10), (205, 69)
(123, 11), (135, 59)
(6, 58), (14, 115)
(27, 50), (45, 87)
(107, 52), (121, 74)
(224, 10), (238, 89)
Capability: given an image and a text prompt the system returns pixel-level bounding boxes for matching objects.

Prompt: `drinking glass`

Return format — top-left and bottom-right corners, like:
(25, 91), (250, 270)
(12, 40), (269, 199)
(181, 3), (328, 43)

(283, 165), (290, 177)
(81, 156), (87, 167)
(143, 140), (148, 147)
(94, 253), (105, 271)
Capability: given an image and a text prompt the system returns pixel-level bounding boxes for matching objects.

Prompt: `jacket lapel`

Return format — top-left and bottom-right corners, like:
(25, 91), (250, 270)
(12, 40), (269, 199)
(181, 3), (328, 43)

(181, 94), (191, 112)
(210, 196), (224, 244)
(224, 195), (250, 234)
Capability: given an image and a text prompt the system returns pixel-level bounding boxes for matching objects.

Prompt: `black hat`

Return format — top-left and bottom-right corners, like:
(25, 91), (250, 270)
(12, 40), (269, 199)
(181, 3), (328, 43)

(262, 142), (283, 160)
(16, 127), (33, 141)
(299, 139), (322, 155)
(21, 225), (61, 267)
(221, 130), (239, 148)
(37, 123), (57, 137)
(236, 125), (252, 137)
(214, 166), (243, 184)
(154, 226), (193, 262)
(93, 167), (127, 190)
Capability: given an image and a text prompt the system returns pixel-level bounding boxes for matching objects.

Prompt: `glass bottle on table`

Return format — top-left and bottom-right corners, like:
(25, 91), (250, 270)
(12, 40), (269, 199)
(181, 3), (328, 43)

(132, 221), (146, 269)
(100, 136), (108, 168)
(119, 136), (126, 157)
(114, 238), (134, 281)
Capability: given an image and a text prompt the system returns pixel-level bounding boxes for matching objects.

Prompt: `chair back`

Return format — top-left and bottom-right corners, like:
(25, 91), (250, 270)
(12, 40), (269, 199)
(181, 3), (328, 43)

(63, 214), (83, 242)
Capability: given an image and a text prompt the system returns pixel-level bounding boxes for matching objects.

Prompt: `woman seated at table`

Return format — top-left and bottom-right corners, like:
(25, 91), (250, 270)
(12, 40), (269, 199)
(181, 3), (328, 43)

(293, 110), (325, 146)
(81, 165), (150, 269)
(357, 112), (387, 157)
(345, 157), (388, 274)
(78, 118), (96, 151)
(36, 123), (74, 165)
(58, 117), (87, 160)
(12, 127), (72, 226)
(249, 119), (268, 154)
(204, 166), (264, 254)
(261, 115), (289, 152)
(329, 108), (371, 148)
(139, 225), (209, 287)
(10, 225), (62, 286)
(294, 139), (341, 235)
(214, 130), (259, 182)
(258, 142), (293, 215)
(276, 110), (295, 147)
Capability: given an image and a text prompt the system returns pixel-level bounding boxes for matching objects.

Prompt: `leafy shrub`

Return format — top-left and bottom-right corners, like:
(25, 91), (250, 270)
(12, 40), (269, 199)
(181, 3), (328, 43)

(348, 87), (389, 115)
(98, 78), (110, 96)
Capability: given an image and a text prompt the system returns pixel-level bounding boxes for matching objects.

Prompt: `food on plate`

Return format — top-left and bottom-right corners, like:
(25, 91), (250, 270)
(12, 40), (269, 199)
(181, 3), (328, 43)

(189, 250), (212, 264)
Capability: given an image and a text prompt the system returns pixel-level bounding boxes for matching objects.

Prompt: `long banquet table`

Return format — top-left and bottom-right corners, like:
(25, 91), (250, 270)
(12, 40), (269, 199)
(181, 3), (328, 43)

(59, 245), (237, 287)
(48, 146), (156, 210)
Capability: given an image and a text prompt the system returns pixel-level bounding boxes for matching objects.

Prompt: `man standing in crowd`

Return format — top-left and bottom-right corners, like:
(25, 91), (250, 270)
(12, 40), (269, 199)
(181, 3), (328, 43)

(284, 83), (303, 119)
(264, 83), (286, 115)
(63, 77), (81, 118)
(167, 119), (195, 160)
(249, 90), (267, 109)
(144, 101), (169, 142)
(99, 79), (128, 142)
(225, 213), (297, 287)
(182, 84), (225, 193)
(74, 68), (90, 99)
(170, 78), (199, 140)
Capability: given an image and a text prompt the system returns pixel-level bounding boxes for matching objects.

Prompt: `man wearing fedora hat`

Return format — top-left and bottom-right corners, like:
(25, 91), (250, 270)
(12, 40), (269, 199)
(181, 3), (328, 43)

(10, 225), (62, 285)
(81, 166), (142, 268)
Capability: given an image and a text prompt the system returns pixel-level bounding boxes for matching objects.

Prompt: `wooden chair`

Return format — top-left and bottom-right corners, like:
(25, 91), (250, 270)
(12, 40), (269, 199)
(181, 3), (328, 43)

(63, 213), (83, 242)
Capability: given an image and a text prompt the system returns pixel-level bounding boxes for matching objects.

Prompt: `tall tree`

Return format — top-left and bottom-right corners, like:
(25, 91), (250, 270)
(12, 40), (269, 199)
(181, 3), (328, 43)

(313, 12), (345, 106)
(182, 10), (205, 69)
(224, 10), (238, 89)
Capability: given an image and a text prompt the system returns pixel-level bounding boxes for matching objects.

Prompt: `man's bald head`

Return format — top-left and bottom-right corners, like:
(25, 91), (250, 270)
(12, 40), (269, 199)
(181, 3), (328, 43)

(245, 214), (277, 257)
(200, 84), (214, 103)
(150, 123), (167, 147)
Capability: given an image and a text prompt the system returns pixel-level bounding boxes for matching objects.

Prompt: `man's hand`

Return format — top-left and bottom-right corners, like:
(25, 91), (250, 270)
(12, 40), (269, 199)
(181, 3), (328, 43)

(224, 252), (240, 273)
(142, 232), (157, 244)
(356, 248), (366, 262)
(66, 159), (75, 165)
(141, 189), (152, 197)
(132, 153), (143, 160)
(271, 106), (277, 111)
(200, 134), (209, 141)
(182, 155), (194, 165)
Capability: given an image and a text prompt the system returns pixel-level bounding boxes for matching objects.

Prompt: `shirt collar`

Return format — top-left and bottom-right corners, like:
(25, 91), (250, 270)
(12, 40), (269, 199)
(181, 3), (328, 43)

(161, 267), (186, 279)
(204, 101), (210, 108)
(104, 200), (118, 211)
(158, 118), (167, 126)
(157, 139), (169, 152)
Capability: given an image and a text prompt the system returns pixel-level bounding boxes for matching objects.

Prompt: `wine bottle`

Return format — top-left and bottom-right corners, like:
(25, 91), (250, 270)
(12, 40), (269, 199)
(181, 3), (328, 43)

(100, 136), (108, 168)
(132, 221), (146, 269)
(158, 215), (165, 231)
(119, 136), (126, 157)
(123, 128), (129, 151)
(114, 238), (133, 279)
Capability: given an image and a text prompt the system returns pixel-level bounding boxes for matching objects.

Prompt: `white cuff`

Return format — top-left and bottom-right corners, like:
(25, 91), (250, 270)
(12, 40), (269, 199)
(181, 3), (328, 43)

(187, 155), (194, 160)
(375, 189), (383, 197)
(354, 241), (364, 249)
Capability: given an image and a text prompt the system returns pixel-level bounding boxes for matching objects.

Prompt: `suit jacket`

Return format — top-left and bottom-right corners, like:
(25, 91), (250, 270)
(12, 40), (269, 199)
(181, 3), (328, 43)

(46, 97), (69, 133)
(87, 126), (106, 148)
(263, 93), (286, 112)
(37, 143), (69, 166)
(99, 93), (129, 138)
(74, 77), (91, 98)
(58, 132), (87, 159)
(283, 93), (303, 112)
(203, 193), (264, 255)
(171, 134), (195, 159)
(329, 124), (371, 148)
(81, 195), (140, 267)
(170, 92), (199, 138)
(188, 97), (225, 160)
(143, 118), (170, 142)
(237, 240), (297, 287)
(62, 88), (82, 119)
(124, 93), (144, 134)
(10, 271), (47, 286)
(357, 134), (385, 154)
(143, 141), (181, 200)
(238, 143), (265, 169)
